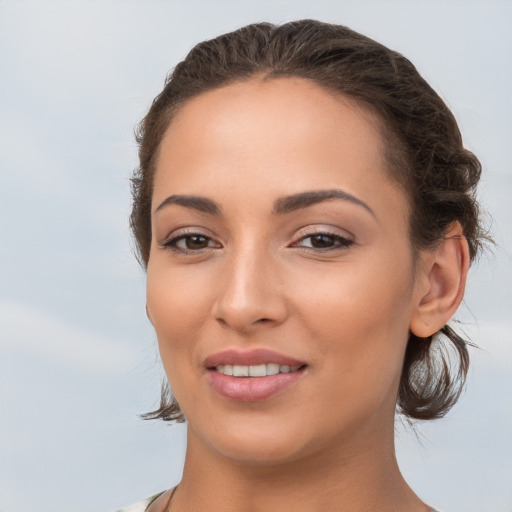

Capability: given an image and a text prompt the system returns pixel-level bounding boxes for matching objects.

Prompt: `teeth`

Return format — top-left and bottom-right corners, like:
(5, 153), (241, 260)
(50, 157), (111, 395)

(266, 363), (279, 375)
(216, 363), (302, 377)
(233, 365), (249, 377)
(248, 364), (266, 377)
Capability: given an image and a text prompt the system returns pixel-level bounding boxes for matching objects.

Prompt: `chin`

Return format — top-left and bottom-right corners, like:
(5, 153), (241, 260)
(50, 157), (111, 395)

(186, 408), (318, 466)
(215, 433), (312, 467)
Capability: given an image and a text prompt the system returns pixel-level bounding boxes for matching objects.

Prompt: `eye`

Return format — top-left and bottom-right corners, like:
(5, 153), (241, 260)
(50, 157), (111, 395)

(163, 233), (221, 253)
(293, 232), (354, 251)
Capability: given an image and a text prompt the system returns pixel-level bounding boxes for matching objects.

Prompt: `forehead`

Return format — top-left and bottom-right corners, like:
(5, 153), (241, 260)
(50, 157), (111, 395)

(159, 77), (387, 163)
(153, 77), (406, 218)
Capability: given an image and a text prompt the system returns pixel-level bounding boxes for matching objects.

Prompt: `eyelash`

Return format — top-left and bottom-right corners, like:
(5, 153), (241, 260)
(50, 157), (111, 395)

(292, 232), (354, 251)
(163, 233), (220, 255)
(162, 230), (354, 255)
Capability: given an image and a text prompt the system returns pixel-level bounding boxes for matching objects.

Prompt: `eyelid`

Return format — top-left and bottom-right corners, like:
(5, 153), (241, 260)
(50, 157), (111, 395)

(292, 225), (354, 242)
(160, 227), (222, 254)
(160, 226), (216, 243)
(289, 225), (355, 251)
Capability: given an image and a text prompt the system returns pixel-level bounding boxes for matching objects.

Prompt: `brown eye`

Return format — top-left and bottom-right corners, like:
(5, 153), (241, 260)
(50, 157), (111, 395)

(184, 235), (210, 249)
(163, 233), (220, 253)
(294, 232), (354, 251)
(309, 234), (337, 248)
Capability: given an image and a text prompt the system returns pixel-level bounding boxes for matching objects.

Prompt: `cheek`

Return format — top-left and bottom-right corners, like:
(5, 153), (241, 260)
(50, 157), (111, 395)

(146, 263), (214, 377)
(293, 253), (414, 386)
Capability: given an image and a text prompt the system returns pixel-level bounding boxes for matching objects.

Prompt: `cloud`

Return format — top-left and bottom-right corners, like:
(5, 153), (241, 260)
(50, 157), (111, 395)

(0, 299), (134, 373)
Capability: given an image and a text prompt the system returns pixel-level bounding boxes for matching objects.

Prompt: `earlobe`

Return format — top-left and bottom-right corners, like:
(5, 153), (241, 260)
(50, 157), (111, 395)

(410, 223), (470, 338)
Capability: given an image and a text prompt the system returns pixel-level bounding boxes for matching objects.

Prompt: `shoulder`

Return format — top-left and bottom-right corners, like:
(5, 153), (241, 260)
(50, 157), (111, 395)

(115, 492), (165, 512)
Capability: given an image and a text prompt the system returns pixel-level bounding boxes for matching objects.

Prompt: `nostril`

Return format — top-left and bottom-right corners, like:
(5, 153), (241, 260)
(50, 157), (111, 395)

(213, 292), (288, 331)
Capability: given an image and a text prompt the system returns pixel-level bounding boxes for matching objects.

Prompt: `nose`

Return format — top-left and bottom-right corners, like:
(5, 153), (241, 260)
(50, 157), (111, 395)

(212, 246), (288, 334)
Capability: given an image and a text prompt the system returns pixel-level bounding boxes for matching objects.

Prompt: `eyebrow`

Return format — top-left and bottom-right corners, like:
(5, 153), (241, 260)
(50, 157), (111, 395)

(154, 188), (375, 218)
(154, 195), (221, 215)
(272, 189), (375, 217)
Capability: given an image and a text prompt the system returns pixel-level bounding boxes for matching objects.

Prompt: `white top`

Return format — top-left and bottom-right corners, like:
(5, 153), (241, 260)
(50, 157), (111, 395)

(116, 499), (150, 512)
(116, 493), (162, 512)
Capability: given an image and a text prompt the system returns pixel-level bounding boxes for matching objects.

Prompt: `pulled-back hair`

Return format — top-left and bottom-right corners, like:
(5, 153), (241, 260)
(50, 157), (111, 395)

(131, 20), (487, 422)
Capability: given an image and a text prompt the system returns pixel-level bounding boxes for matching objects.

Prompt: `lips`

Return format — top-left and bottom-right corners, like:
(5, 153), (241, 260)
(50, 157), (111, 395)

(204, 348), (305, 368)
(204, 348), (307, 402)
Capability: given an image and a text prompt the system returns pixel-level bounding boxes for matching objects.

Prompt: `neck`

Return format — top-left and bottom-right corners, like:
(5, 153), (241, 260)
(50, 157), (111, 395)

(171, 420), (427, 512)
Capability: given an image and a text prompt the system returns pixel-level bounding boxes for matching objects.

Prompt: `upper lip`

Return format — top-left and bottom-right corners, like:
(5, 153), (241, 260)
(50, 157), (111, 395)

(204, 348), (306, 368)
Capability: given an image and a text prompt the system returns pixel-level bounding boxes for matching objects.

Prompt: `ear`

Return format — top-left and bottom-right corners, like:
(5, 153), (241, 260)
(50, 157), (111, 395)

(410, 222), (470, 338)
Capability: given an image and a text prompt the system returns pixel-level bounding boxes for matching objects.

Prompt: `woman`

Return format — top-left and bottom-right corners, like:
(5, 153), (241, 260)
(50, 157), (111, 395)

(121, 20), (486, 512)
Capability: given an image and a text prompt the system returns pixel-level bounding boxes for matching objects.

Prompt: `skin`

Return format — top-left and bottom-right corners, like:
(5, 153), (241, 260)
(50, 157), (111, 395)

(145, 77), (469, 512)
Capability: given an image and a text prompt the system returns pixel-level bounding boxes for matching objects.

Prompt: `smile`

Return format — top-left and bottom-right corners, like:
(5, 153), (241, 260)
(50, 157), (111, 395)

(215, 363), (302, 377)
(205, 348), (307, 401)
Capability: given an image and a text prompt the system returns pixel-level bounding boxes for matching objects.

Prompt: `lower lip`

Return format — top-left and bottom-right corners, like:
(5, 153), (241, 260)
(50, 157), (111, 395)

(208, 369), (305, 402)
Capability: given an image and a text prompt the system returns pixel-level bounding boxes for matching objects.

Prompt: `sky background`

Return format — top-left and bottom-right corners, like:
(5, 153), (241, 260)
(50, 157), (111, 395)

(0, 1), (511, 511)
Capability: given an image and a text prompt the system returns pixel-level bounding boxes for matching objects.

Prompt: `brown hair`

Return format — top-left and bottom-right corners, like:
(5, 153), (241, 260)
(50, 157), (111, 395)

(131, 20), (487, 422)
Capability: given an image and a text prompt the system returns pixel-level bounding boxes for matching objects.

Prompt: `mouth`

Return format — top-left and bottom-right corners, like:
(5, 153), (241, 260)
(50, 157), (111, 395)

(204, 349), (308, 402)
(213, 363), (304, 377)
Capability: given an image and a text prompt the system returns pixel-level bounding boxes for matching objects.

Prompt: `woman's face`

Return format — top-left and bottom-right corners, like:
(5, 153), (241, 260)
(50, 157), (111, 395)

(147, 78), (424, 465)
